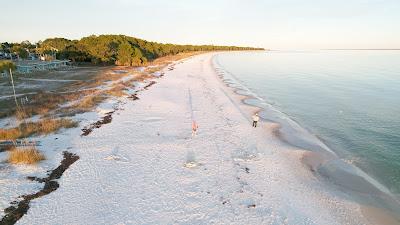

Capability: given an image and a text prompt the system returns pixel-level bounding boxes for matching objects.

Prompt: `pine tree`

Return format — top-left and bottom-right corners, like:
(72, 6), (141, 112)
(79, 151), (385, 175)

(117, 42), (134, 66)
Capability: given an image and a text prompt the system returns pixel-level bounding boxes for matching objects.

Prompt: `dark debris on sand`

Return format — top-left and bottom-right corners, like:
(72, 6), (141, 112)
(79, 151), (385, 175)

(81, 111), (114, 136)
(0, 151), (79, 225)
(128, 94), (139, 101)
(143, 81), (156, 90)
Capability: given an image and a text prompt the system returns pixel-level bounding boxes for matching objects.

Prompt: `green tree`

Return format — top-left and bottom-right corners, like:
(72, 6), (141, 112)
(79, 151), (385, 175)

(131, 47), (144, 66)
(42, 38), (72, 51)
(4, 34), (264, 65)
(17, 48), (29, 59)
(0, 60), (16, 72)
(117, 42), (134, 66)
(11, 46), (29, 59)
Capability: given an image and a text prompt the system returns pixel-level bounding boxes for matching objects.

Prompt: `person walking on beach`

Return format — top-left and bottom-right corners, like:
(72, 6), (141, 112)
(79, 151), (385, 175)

(252, 113), (259, 128)
(192, 120), (199, 137)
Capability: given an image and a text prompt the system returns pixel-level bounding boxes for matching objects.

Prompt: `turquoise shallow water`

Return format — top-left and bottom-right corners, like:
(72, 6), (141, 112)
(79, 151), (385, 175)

(215, 50), (400, 195)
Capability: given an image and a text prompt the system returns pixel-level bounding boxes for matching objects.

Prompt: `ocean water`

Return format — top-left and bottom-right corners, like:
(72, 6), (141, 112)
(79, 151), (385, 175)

(214, 50), (400, 195)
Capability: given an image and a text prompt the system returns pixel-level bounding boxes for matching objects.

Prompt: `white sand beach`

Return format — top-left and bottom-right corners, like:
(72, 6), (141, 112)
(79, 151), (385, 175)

(12, 53), (398, 224)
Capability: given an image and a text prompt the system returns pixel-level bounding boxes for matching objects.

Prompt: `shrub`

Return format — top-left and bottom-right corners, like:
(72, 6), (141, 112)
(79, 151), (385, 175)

(0, 118), (78, 140)
(73, 94), (106, 110)
(8, 147), (45, 164)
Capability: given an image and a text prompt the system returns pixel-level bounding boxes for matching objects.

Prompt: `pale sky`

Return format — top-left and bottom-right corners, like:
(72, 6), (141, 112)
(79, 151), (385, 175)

(1, 0), (399, 49)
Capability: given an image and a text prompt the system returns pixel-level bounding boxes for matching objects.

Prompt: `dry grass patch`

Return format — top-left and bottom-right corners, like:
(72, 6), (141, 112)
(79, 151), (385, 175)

(14, 91), (92, 119)
(70, 67), (131, 90)
(58, 93), (108, 116)
(144, 66), (163, 74)
(15, 108), (29, 120)
(0, 118), (78, 140)
(73, 94), (107, 110)
(0, 128), (20, 140)
(36, 118), (78, 133)
(135, 73), (152, 82)
(8, 147), (45, 164)
(106, 83), (128, 97)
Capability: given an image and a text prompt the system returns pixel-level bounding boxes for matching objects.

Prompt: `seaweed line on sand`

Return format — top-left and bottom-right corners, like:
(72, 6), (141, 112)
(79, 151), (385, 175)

(128, 93), (139, 101)
(81, 111), (114, 136)
(0, 151), (80, 225)
(143, 81), (156, 90)
(0, 66), (164, 224)
(81, 80), (158, 136)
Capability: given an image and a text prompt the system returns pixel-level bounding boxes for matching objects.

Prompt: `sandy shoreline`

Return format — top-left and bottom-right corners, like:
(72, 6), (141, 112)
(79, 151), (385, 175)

(213, 52), (400, 224)
(7, 52), (399, 224)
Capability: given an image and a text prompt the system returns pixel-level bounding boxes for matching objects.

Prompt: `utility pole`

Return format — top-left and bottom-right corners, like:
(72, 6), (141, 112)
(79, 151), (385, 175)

(9, 68), (19, 108)
(9, 67), (29, 144)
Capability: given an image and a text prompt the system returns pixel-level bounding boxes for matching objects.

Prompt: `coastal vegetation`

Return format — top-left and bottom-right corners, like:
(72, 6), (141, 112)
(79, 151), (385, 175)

(0, 37), (260, 167)
(7, 147), (45, 164)
(0, 118), (78, 140)
(0, 60), (15, 72)
(1, 35), (263, 66)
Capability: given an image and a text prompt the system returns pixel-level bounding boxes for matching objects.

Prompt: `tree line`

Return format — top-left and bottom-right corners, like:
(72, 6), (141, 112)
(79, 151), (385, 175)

(1, 35), (264, 66)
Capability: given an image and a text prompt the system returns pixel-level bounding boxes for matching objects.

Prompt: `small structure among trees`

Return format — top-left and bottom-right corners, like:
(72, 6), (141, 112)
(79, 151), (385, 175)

(15, 60), (70, 73)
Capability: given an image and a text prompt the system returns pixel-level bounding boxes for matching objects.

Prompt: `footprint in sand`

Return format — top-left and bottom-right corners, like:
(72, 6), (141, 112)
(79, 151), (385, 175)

(240, 198), (257, 209)
(104, 147), (130, 163)
(232, 148), (260, 162)
(142, 117), (163, 122)
(184, 150), (201, 168)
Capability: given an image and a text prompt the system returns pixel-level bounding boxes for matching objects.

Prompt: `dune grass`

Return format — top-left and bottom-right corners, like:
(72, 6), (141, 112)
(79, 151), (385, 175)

(16, 91), (93, 119)
(7, 147), (45, 164)
(73, 94), (107, 110)
(0, 118), (78, 140)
